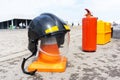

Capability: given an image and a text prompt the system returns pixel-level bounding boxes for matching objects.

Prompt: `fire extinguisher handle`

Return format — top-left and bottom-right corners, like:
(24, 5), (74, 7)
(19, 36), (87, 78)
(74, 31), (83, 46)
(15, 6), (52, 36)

(85, 8), (92, 16)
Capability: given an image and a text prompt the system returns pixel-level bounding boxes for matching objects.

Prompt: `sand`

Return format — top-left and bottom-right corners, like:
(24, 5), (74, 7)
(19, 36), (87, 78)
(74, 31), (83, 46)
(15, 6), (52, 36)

(0, 27), (120, 80)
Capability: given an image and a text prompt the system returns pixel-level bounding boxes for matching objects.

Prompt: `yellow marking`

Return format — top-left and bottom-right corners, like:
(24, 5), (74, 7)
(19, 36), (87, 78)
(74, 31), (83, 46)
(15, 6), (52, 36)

(45, 26), (59, 34)
(64, 25), (70, 30)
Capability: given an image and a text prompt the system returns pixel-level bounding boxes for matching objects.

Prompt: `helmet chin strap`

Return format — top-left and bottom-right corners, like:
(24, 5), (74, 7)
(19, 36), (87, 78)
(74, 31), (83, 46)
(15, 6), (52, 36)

(21, 53), (37, 75)
(21, 38), (38, 75)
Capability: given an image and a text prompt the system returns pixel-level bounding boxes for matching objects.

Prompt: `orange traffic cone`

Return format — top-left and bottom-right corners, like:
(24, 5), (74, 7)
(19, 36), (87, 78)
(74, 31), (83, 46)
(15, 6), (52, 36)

(28, 36), (67, 72)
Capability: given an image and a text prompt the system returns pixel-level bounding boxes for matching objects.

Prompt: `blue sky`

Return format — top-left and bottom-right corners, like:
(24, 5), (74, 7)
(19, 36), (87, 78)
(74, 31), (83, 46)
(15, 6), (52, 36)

(0, 0), (120, 24)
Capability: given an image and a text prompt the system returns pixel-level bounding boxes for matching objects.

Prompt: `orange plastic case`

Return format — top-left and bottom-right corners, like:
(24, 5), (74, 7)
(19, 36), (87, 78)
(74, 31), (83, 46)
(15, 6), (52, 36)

(97, 20), (111, 44)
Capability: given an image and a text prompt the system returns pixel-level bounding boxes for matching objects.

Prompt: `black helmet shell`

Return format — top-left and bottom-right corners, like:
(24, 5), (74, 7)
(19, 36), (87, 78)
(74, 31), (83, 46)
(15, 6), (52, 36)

(28, 13), (70, 40)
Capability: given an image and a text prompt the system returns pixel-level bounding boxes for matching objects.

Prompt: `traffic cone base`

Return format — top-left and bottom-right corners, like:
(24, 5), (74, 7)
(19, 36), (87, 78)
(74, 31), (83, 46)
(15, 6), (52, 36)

(28, 56), (67, 72)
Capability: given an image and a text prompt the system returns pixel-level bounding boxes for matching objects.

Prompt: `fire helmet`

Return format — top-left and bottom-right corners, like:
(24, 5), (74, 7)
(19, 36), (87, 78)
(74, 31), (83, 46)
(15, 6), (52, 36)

(28, 13), (70, 55)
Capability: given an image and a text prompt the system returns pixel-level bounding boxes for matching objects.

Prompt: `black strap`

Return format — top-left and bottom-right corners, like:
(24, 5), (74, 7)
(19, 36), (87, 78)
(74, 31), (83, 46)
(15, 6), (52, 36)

(21, 53), (37, 75)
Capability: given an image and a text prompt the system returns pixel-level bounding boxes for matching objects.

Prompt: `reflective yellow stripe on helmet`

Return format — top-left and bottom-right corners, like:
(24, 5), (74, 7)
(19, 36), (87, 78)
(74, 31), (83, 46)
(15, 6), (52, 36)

(45, 26), (59, 34)
(64, 25), (70, 30)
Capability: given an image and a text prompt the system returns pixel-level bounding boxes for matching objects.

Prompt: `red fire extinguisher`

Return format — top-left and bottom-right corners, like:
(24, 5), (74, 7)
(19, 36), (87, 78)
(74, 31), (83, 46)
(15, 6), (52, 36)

(82, 9), (98, 52)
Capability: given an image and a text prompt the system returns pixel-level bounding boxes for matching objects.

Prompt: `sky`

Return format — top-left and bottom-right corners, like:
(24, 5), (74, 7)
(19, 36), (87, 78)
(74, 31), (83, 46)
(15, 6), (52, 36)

(0, 0), (120, 24)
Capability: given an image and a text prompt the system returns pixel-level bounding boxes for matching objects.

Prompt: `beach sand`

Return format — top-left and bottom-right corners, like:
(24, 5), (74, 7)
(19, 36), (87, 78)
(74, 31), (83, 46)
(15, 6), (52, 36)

(0, 27), (120, 80)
